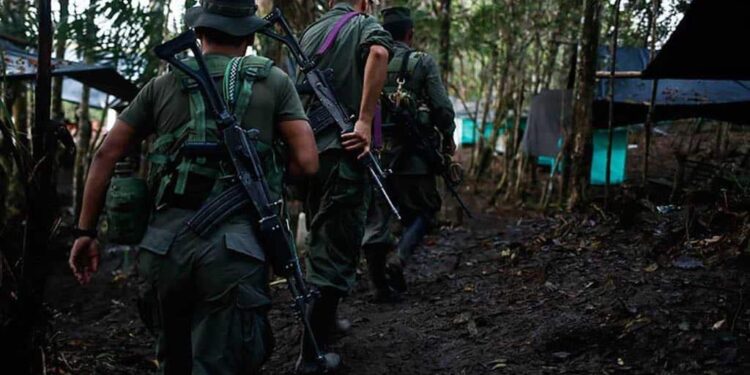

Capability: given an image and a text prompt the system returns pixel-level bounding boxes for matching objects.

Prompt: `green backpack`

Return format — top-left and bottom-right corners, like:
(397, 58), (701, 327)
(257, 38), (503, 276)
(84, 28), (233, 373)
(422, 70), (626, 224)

(382, 49), (429, 128)
(104, 55), (281, 244)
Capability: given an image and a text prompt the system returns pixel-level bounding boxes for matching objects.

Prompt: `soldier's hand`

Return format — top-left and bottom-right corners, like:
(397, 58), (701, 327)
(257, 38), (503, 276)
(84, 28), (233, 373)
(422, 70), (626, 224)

(341, 119), (372, 159)
(69, 236), (101, 285)
(443, 137), (457, 156)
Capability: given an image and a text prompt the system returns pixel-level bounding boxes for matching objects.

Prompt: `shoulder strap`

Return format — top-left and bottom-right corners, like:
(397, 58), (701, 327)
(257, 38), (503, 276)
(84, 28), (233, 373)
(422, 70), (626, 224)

(315, 12), (363, 58)
(398, 50), (415, 81)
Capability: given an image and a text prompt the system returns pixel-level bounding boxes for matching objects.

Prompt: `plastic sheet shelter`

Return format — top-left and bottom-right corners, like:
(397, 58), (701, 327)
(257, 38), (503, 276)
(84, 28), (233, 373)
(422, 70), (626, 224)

(595, 47), (750, 126)
(1, 38), (138, 102)
(642, 0), (750, 80)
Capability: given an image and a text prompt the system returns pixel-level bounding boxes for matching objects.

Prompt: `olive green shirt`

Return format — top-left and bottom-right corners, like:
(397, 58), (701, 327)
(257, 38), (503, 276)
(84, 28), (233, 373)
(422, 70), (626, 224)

(118, 54), (307, 239)
(119, 54), (307, 145)
(385, 41), (455, 175)
(298, 2), (394, 152)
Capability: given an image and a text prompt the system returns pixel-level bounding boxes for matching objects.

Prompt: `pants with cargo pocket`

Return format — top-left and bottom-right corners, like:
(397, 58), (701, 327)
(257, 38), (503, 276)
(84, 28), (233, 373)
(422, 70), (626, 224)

(304, 150), (370, 294)
(136, 208), (274, 375)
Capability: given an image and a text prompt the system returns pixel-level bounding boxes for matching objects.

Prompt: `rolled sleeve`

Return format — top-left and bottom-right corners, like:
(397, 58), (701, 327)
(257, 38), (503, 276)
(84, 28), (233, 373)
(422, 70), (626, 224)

(359, 20), (394, 60)
(273, 70), (308, 123)
(118, 79), (156, 133)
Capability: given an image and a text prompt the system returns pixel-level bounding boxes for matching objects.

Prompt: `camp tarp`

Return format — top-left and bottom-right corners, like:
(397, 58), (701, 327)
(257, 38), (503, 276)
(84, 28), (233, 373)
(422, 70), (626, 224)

(1, 39), (138, 101)
(521, 90), (572, 158)
(642, 0), (750, 80)
(595, 47), (750, 126)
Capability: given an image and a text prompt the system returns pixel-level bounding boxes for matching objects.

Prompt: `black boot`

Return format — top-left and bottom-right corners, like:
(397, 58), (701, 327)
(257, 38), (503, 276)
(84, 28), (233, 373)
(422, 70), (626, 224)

(295, 288), (343, 374)
(365, 247), (403, 303)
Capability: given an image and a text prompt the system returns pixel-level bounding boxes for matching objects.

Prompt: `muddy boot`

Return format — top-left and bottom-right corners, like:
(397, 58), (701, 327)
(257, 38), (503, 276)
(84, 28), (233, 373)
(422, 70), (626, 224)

(385, 252), (407, 293)
(395, 215), (428, 263)
(295, 288), (342, 374)
(333, 316), (352, 335)
(365, 248), (402, 303)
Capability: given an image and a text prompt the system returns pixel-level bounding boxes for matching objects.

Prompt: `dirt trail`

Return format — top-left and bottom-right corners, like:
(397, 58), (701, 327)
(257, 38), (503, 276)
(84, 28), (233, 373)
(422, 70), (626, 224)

(44, 204), (750, 374)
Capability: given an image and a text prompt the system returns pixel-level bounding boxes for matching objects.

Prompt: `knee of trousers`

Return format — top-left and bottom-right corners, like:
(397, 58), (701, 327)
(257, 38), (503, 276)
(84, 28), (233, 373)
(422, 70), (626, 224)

(191, 280), (275, 375)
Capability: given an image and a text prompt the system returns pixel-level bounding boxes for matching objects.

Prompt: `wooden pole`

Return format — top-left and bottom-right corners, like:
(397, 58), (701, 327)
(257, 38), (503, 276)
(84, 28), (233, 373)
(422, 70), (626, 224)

(642, 0), (661, 187)
(16, 0), (57, 371)
(605, 0), (621, 207)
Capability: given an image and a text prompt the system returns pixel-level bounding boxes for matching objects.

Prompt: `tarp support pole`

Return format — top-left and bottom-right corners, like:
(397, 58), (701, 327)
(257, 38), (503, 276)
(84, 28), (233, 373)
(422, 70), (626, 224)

(605, 0), (621, 208)
(642, 0), (661, 188)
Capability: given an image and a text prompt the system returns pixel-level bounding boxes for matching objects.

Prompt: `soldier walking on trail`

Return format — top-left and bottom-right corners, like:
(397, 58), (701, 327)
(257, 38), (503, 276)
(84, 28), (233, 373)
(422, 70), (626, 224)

(295, 0), (392, 372)
(362, 6), (457, 295)
(68, 1), (319, 374)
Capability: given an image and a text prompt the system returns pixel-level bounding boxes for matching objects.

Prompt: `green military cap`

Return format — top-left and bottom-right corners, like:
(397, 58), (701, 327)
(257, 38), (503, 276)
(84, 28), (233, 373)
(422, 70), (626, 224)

(381, 6), (414, 28)
(185, 0), (269, 37)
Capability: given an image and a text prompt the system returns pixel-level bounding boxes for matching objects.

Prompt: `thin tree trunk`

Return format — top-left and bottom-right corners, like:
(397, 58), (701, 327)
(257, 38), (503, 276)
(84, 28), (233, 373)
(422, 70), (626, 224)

(51, 0), (69, 122)
(642, 0), (661, 187)
(605, 0), (621, 208)
(568, 0), (602, 210)
(73, 84), (91, 219)
(438, 0), (452, 84)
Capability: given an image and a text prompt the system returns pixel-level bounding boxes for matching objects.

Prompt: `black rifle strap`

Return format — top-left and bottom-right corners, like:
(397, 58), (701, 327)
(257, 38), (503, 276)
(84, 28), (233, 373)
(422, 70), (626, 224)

(398, 50), (415, 82)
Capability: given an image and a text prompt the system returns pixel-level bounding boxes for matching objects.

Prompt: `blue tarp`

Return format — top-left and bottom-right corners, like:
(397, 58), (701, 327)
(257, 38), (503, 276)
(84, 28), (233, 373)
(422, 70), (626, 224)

(594, 47), (750, 126)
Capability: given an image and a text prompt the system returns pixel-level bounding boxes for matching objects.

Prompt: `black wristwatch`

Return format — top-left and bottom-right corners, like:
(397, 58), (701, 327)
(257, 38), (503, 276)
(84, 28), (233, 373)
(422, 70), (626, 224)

(72, 226), (98, 239)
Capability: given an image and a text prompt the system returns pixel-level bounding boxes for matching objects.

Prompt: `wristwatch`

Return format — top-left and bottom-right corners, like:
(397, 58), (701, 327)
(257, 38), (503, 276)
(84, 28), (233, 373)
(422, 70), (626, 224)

(72, 226), (98, 239)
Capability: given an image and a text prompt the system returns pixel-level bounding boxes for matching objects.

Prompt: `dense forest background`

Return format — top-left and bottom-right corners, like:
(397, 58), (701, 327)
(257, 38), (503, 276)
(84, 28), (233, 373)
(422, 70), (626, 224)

(1, 0), (719, 373)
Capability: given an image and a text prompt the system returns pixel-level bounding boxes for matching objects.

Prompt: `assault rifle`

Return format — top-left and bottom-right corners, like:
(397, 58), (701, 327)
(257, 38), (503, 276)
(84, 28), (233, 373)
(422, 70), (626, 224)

(260, 8), (402, 221)
(154, 30), (335, 372)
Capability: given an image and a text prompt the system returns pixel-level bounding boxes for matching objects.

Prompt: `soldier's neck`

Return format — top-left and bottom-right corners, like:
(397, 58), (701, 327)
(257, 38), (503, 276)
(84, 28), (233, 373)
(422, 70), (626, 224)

(201, 44), (247, 57)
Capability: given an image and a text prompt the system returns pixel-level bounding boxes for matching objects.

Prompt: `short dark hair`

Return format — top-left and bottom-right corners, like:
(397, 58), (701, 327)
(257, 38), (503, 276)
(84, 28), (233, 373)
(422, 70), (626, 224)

(195, 27), (253, 48)
(384, 22), (413, 42)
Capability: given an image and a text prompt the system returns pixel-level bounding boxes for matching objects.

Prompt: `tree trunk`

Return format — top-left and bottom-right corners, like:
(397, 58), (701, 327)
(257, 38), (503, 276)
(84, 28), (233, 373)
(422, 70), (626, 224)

(51, 0), (69, 122)
(73, 83), (91, 220)
(438, 0), (452, 84)
(141, 0), (169, 84)
(567, 0), (602, 210)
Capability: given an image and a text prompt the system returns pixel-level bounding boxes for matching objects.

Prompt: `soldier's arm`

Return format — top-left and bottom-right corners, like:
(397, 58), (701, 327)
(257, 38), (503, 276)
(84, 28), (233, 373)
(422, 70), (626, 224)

(279, 120), (318, 176)
(77, 122), (141, 231)
(342, 44), (389, 158)
(70, 78), (155, 284)
(70, 121), (142, 284)
(422, 54), (456, 136)
(274, 70), (319, 176)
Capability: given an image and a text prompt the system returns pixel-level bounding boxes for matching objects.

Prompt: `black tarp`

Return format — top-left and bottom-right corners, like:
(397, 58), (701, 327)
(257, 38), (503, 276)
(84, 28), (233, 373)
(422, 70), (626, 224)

(595, 47), (750, 126)
(642, 0), (750, 80)
(1, 39), (138, 101)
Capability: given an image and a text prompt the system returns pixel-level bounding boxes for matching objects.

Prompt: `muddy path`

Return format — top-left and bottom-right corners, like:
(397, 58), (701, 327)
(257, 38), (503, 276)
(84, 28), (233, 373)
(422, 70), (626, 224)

(43, 203), (750, 374)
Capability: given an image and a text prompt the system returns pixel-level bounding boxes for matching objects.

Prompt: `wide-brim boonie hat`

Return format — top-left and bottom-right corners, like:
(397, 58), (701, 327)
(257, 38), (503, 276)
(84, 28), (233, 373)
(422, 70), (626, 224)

(185, 0), (269, 37)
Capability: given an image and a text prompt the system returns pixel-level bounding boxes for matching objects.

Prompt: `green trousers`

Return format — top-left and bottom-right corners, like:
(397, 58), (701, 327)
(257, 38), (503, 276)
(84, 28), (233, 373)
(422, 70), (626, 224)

(137, 208), (273, 375)
(362, 174), (441, 250)
(304, 150), (370, 294)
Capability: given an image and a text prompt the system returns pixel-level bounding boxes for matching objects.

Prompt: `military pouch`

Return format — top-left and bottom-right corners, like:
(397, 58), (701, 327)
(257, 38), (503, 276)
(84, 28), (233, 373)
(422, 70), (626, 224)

(104, 166), (150, 245)
(306, 105), (336, 134)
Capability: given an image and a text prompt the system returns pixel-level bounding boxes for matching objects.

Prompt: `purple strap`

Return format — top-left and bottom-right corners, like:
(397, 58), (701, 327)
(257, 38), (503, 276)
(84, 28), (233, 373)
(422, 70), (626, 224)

(373, 103), (383, 149)
(316, 12), (361, 56)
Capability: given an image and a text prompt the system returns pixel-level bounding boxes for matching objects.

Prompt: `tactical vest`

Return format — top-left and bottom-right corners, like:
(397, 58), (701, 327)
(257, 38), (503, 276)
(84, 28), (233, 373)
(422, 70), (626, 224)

(147, 55), (284, 210)
(382, 49), (430, 128)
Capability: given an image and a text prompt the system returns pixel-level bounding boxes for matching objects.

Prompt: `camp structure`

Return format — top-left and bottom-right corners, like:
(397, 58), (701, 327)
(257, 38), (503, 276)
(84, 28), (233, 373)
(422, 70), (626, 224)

(521, 46), (750, 185)
(1, 36), (138, 103)
(642, 0), (750, 81)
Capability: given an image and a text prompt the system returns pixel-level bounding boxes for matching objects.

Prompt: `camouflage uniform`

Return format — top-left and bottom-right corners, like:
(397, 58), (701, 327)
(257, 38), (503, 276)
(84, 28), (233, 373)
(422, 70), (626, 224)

(363, 40), (455, 256)
(298, 2), (393, 295)
(120, 50), (307, 374)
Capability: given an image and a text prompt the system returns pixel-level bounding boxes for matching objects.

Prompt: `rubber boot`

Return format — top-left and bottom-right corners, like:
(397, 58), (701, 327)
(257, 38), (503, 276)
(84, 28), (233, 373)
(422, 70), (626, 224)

(295, 288), (342, 374)
(395, 215), (429, 263)
(364, 247), (403, 303)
